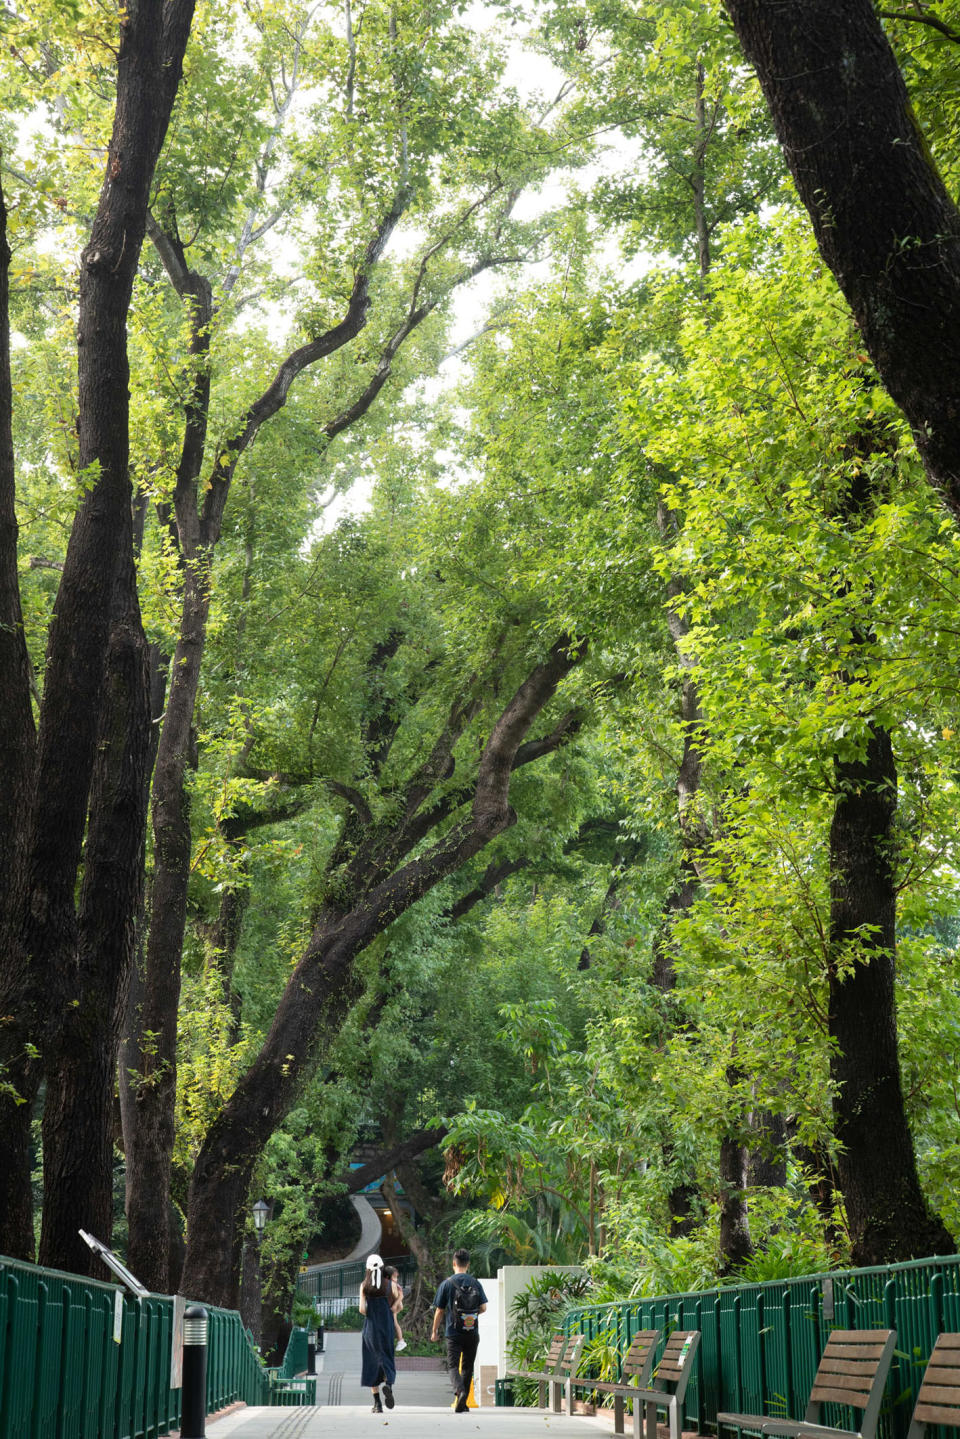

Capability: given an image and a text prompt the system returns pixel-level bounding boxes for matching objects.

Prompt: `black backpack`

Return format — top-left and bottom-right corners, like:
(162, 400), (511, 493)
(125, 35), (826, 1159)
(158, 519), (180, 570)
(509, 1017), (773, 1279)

(451, 1276), (483, 1332)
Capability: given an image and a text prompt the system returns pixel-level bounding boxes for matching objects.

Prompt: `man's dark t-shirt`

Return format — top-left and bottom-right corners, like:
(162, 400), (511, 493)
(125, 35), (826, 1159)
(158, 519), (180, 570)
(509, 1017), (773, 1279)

(433, 1273), (488, 1336)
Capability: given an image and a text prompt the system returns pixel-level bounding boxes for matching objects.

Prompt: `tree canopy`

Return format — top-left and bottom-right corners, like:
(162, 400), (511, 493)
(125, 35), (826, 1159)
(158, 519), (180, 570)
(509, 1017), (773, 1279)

(1, 0), (960, 1320)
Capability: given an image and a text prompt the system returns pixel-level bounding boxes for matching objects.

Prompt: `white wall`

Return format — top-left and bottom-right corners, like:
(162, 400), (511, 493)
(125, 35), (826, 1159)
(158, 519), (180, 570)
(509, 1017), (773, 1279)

(475, 1277), (499, 1372)
(494, 1265), (586, 1377)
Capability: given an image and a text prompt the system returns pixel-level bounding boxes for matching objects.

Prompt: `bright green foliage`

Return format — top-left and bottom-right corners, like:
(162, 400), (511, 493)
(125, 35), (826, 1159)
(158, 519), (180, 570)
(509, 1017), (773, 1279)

(7, 0), (960, 1302)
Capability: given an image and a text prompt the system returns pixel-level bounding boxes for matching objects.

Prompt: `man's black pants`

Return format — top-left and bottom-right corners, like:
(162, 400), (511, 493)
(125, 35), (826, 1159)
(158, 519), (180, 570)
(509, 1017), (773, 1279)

(446, 1331), (480, 1400)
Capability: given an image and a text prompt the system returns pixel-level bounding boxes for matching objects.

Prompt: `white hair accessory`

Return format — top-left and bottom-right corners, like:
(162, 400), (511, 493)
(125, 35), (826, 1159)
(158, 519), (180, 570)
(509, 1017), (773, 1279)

(367, 1253), (384, 1286)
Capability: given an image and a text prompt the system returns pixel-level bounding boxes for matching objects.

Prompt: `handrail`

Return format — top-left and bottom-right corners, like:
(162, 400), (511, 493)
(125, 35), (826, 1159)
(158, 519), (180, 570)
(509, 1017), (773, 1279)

(0, 1249), (308, 1437)
(296, 1252), (417, 1309)
(563, 1252), (960, 1439)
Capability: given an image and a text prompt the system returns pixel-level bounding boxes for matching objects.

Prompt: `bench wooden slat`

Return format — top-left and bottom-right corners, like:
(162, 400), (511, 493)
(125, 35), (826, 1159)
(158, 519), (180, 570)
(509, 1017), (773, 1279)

(819, 1356), (891, 1374)
(822, 1341), (893, 1357)
(920, 1369), (960, 1392)
(811, 1383), (875, 1407)
(915, 1404), (960, 1427)
(907, 1335), (960, 1439)
(569, 1375), (646, 1392)
(812, 1375), (877, 1395)
(916, 1387), (960, 1408)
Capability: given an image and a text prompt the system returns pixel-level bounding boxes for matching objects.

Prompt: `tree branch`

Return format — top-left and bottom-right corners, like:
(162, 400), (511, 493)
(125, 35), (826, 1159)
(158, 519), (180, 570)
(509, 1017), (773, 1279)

(199, 182), (411, 544)
(323, 252), (527, 444)
(878, 7), (960, 41)
(443, 856), (530, 922)
(326, 779), (373, 827)
(337, 1128), (448, 1192)
(326, 636), (587, 947)
(513, 710), (581, 768)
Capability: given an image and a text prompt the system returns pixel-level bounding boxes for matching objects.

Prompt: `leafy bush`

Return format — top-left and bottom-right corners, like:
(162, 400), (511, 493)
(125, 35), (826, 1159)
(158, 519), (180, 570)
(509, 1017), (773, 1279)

(323, 1305), (363, 1331)
(506, 1269), (590, 1406)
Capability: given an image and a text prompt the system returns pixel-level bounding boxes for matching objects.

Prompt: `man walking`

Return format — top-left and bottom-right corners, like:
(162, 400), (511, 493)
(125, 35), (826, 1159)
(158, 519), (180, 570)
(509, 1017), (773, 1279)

(431, 1248), (488, 1413)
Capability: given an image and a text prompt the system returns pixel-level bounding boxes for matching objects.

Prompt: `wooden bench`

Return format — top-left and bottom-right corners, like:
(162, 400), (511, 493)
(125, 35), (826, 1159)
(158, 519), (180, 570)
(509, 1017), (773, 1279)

(634, 1329), (701, 1439)
(569, 1328), (661, 1437)
(904, 1333), (960, 1439)
(507, 1332), (584, 1412)
(718, 1329), (897, 1439)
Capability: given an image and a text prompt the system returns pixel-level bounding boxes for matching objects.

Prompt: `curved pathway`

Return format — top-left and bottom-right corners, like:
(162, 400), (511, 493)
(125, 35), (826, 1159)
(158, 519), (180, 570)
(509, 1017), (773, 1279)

(301, 1195), (383, 1277)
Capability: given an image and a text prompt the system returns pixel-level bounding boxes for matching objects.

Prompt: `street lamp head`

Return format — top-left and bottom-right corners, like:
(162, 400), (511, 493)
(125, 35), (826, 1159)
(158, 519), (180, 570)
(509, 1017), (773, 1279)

(252, 1199), (270, 1235)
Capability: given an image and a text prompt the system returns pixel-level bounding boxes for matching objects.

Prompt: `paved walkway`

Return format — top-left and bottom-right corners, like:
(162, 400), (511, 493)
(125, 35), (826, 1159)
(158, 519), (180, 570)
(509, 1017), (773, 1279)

(206, 1407), (613, 1437)
(204, 1334), (613, 1439)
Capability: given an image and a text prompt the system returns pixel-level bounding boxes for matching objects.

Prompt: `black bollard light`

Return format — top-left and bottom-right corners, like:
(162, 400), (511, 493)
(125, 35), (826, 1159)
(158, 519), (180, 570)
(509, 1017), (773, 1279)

(181, 1303), (209, 1439)
(307, 1330), (317, 1375)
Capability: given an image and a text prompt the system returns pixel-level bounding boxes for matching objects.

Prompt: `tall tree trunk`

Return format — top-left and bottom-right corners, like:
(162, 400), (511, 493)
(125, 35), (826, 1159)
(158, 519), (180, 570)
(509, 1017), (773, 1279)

(718, 1088), (754, 1274)
(127, 562), (211, 1292)
(39, 530), (151, 1273)
(0, 0), (195, 1272)
(0, 168), (38, 1260)
(118, 641), (167, 1223)
(179, 639), (584, 1304)
(747, 1108), (787, 1189)
(123, 176), (419, 1290)
(239, 1233), (264, 1343)
(829, 724), (954, 1262)
(722, 0), (960, 515)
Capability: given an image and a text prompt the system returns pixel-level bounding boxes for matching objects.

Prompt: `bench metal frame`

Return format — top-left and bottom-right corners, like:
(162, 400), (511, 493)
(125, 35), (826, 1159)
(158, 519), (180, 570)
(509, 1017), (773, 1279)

(718, 1329), (897, 1439)
(633, 1328), (701, 1439)
(570, 1328), (662, 1437)
(507, 1332), (585, 1413)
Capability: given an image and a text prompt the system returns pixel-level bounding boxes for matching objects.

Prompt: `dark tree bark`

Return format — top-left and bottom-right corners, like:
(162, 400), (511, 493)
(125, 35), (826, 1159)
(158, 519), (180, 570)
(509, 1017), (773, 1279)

(340, 1129), (449, 1194)
(0, 169), (38, 1260)
(0, 0), (195, 1269)
(445, 857), (529, 923)
(722, 0), (960, 515)
(178, 636), (585, 1306)
(380, 1170), (443, 1334)
(747, 1108), (787, 1190)
(38, 528), (151, 1274)
(828, 724), (954, 1262)
(718, 1090), (754, 1274)
(239, 1233), (264, 1343)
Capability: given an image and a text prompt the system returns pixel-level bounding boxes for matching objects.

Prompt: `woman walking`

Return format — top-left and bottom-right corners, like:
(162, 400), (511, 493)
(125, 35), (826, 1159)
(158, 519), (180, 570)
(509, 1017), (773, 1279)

(359, 1253), (399, 1412)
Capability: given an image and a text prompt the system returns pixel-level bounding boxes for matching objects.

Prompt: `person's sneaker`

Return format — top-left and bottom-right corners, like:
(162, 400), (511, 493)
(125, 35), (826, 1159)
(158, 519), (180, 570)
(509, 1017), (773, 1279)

(455, 1393), (469, 1413)
(396, 1339), (408, 1351)
(372, 1392), (383, 1413)
(383, 1384), (395, 1409)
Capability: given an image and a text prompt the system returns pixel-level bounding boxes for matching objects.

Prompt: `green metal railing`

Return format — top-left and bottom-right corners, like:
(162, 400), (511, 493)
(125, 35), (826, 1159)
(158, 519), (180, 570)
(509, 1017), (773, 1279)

(278, 1326), (308, 1379)
(564, 1253), (960, 1439)
(296, 1253), (416, 1310)
(0, 1251), (308, 1438)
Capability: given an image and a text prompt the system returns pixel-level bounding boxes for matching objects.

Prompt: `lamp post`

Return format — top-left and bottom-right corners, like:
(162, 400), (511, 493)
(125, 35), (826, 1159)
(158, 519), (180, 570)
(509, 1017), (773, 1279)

(241, 1200), (270, 1345)
(253, 1199), (269, 1239)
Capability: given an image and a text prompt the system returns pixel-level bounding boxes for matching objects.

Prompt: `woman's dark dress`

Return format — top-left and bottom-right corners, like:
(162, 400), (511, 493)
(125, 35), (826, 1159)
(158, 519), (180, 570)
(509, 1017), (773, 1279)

(360, 1293), (396, 1388)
